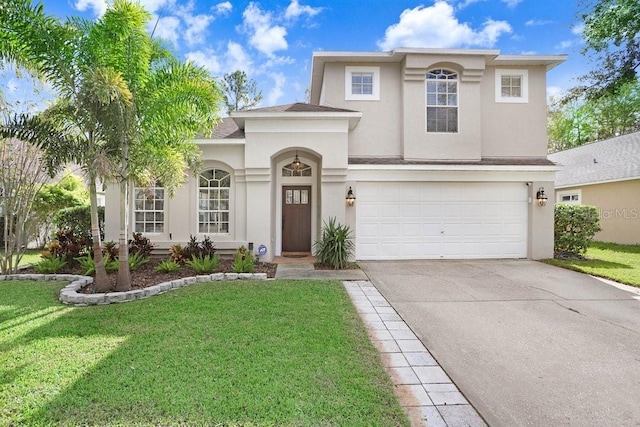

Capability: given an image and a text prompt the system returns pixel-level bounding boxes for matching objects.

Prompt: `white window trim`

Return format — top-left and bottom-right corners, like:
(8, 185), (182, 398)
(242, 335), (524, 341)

(345, 66), (380, 101)
(495, 69), (529, 103)
(556, 189), (582, 205)
(132, 183), (165, 235)
(425, 69), (459, 134)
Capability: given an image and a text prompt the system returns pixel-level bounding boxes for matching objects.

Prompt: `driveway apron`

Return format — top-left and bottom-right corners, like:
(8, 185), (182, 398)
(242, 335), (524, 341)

(361, 259), (640, 427)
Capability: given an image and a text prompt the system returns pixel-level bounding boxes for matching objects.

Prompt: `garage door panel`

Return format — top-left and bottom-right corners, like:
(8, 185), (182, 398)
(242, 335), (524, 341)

(356, 182), (528, 260)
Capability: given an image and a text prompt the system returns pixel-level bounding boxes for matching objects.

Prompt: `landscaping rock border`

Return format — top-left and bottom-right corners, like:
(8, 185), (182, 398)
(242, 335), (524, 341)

(0, 273), (268, 307)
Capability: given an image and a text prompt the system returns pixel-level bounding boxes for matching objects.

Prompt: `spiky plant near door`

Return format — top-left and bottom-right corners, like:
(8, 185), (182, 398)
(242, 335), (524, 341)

(313, 217), (354, 269)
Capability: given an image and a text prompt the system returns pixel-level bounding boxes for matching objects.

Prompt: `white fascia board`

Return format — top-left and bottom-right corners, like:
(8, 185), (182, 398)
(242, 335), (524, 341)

(347, 164), (561, 172)
(232, 111), (363, 130)
(490, 54), (568, 70)
(194, 138), (245, 145)
(347, 168), (556, 183)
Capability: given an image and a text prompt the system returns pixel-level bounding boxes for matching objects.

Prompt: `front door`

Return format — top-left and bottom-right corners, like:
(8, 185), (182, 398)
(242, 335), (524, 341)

(282, 186), (312, 253)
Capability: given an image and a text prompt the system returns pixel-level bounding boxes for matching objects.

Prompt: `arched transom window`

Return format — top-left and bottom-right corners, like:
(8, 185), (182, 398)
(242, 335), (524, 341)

(426, 69), (458, 133)
(282, 162), (312, 177)
(198, 168), (230, 234)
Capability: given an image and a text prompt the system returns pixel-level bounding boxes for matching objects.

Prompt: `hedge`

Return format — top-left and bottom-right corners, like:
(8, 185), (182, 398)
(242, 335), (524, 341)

(554, 204), (601, 255)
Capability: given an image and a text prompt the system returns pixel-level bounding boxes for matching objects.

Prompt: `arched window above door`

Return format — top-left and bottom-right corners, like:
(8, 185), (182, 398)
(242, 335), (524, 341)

(282, 163), (312, 177)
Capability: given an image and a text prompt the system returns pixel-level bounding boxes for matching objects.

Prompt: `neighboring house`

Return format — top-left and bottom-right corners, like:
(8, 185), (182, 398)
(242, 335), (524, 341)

(549, 132), (640, 245)
(105, 48), (565, 261)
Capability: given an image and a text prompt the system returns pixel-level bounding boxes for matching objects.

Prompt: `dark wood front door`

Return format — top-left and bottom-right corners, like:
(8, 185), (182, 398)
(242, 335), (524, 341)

(282, 186), (312, 253)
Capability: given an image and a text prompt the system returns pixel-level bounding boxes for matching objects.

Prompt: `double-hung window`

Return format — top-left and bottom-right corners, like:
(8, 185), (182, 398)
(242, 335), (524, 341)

(426, 69), (458, 133)
(198, 168), (230, 234)
(134, 182), (164, 233)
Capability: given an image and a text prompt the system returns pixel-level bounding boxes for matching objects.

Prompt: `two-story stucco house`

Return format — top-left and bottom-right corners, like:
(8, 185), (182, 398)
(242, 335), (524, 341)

(104, 48), (566, 261)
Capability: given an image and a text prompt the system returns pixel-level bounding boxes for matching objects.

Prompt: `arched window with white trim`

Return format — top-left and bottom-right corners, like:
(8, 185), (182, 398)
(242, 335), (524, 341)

(198, 168), (230, 234)
(426, 69), (458, 133)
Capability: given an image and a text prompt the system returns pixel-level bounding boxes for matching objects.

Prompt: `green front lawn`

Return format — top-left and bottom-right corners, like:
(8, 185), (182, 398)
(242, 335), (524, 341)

(0, 249), (43, 269)
(545, 241), (640, 287)
(0, 279), (408, 426)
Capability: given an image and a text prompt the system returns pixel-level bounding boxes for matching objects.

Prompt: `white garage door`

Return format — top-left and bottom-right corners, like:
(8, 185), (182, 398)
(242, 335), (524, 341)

(356, 182), (528, 260)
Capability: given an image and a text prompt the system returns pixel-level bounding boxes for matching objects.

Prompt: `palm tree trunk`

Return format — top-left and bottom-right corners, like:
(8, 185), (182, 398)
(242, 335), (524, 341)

(115, 159), (131, 292)
(89, 171), (110, 292)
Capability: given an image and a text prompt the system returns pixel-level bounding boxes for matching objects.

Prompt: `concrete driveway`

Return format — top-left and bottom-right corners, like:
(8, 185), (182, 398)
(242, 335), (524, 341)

(360, 260), (640, 427)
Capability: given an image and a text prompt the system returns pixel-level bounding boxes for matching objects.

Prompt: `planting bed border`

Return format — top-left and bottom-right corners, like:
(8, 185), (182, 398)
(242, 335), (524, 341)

(0, 272), (268, 307)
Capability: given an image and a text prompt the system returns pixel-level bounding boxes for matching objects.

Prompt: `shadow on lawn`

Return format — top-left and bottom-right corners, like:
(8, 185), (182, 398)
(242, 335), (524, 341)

(6, 281), (407, 426)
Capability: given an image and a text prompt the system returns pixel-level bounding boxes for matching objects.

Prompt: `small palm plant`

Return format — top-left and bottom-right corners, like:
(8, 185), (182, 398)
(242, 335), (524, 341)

(313, 217), (354, 269)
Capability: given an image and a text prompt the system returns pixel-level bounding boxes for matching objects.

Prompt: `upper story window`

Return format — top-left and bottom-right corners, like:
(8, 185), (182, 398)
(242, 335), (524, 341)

(134, 181), (164, 233)
(426, 69), (458, 133)
(345, 66), (380, 101)
(198, 168), (230, 234)
(495, 69), (529, 103)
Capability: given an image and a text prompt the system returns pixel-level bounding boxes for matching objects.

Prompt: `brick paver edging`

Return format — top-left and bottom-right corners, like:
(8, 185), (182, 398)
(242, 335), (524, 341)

(0, 272), (268, 307)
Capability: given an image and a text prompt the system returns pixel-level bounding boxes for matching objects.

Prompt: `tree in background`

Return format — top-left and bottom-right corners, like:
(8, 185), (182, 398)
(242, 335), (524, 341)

(548, 80), (640, 152)
(222, 70), (263, 114)
(32, 171), (89, 245)
(0, 138), (50, 273)
(572, 0), (640, 100)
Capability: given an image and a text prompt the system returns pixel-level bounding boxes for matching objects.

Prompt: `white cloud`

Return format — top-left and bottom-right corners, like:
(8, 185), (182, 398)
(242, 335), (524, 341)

(224, 42), (253, 72)
(501, 0), (522, 7)
(152, 15), (181, 46)
(242, 2), (288, 57)
(571, 23), (584, 36)
(284, 0), (323, 20)
(186, 49), (221, 74)
(183, 13), (214, 46)
(139, 0), (176, 14)
(213, 1), (233, 15)
(525, 19), (553, 26)
(377, 2), (512, 50)
(266, 72), (286, 105)
(456, 0), (485, 9)
(73, 0), (107, 17)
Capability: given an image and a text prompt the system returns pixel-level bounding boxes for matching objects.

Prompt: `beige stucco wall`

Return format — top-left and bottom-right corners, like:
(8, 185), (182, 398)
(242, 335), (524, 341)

(318, 56), (549, 161)
(559, 180), (640, 244)
(320, 62), (403, 158)
(481, 66), (549, 158)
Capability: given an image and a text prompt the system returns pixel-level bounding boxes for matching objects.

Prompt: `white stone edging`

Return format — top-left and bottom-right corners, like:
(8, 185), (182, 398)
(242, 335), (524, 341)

(0, 272), (268, 307)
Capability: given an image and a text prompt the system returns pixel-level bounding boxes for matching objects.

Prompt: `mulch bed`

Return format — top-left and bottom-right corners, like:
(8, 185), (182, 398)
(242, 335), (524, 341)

(20, 258), (278, 293)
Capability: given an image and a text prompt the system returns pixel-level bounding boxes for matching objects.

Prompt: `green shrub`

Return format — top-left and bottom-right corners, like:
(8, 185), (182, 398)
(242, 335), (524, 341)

(170, 236), (216, 264)
(554, 204), (602, 255)
(185, 254), (220, 274)
(75, 254), (118, 275)
(232, 246), (255, 273)
(103, 241), (118, 259)
(128, 252), (149, 271)
(33, 256), (67, 274)
(313, 217), (354, 269)
(53, 205), (105, 244)
(154, 259), (181, 273)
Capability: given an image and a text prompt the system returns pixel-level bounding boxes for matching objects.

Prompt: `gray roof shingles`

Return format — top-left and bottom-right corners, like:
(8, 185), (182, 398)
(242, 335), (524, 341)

(548, 132), (640, 187)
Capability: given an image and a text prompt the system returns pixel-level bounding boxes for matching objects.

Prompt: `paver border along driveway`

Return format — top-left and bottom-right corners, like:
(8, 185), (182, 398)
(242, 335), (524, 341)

(361, 260), (640, 427)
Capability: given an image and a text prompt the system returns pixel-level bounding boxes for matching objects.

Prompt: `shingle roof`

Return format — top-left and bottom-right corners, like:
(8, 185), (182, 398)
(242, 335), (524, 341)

(548, 132), (640, 187)
(209, 117), (244, 139)
(241, 102), (357, 113)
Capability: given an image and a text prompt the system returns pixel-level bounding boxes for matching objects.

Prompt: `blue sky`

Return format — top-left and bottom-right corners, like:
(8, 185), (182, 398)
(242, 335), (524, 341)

(9, 0), (588, 110)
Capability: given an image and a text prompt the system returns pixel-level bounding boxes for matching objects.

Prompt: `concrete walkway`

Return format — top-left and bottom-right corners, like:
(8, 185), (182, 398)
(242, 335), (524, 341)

(273, 261), (484, 426)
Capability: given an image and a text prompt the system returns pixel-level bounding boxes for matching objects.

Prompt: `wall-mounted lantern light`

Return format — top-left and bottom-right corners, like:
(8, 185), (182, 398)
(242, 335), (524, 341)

(536, 187), (548, 207)
(291, 152), (302, 171)
(346, 187), (356, 207)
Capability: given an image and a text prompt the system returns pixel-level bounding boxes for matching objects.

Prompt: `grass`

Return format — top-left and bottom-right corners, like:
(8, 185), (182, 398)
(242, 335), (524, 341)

(0, 249), (42, 269)
(0, 279), (408, 426)
(545, 241), (640, 287)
